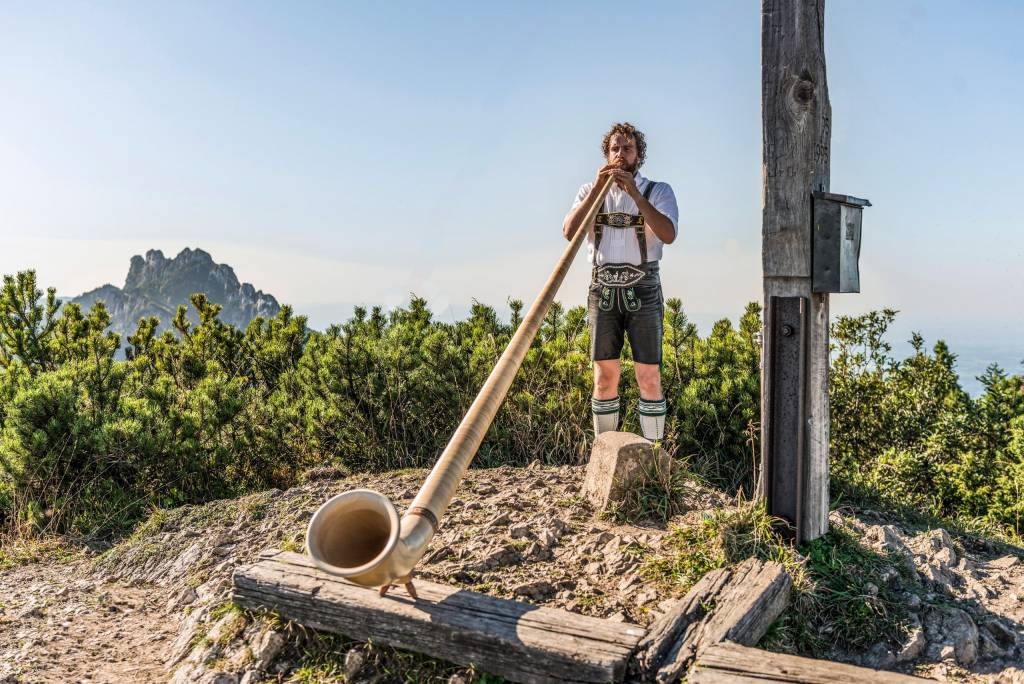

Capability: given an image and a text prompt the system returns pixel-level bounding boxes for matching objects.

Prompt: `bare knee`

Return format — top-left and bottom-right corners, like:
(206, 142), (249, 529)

(634, 363), (662, 399)
(593, 361), (621, 398)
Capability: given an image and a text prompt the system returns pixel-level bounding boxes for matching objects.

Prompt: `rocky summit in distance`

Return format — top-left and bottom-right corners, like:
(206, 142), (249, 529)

(71, 247), (280, 336)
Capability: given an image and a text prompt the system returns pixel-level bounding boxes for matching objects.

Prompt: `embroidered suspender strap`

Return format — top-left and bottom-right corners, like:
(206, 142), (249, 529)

(635, 180), (658, 264)
(594, 194), (610, 252)
(594, 179), (657, 259)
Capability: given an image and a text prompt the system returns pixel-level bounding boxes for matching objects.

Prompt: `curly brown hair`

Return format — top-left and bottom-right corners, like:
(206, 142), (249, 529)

(601, 122), (647, 170)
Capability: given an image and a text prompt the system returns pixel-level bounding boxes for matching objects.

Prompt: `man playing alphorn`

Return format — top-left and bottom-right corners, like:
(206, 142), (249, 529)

(562, 122), (679, 442)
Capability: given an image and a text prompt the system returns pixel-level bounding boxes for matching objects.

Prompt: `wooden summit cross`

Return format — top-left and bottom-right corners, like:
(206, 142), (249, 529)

(759, 0), (833, 542)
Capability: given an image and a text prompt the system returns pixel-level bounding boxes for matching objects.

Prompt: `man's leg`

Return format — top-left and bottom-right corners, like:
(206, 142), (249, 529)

(589, 282), (625, 436)
(635, 363), (667, 441)
(626, 281), (667, 442)
(592, 359), (621, 434)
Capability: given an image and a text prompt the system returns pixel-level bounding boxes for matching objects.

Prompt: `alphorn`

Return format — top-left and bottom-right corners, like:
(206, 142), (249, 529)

(305, 174), (617, 596)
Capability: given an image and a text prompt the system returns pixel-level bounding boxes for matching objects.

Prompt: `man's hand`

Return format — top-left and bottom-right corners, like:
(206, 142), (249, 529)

(609, 168), (639, 198)
(593, 163), (617, 189)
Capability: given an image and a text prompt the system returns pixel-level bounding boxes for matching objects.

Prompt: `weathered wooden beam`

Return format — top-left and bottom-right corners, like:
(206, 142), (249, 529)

(760, 0), (832, 542)
(232, 549), (645, 684)
(630, 567), (731, 674)
(633, 558), (792, 683)
(688, 641), (927, 683)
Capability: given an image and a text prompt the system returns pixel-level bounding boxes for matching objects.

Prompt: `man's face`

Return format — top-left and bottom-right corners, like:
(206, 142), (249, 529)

(607, 133), (639, 172)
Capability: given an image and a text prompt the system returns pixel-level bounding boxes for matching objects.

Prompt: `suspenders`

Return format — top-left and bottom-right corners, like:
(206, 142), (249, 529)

(594, 180), (659, 264)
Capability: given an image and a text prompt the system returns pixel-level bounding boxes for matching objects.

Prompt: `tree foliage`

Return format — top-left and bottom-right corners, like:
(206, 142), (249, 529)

(0, 269), (1021, 542)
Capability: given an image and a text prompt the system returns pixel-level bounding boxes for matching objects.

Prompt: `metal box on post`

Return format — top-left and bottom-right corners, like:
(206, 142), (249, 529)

(811, 192), (871, 293)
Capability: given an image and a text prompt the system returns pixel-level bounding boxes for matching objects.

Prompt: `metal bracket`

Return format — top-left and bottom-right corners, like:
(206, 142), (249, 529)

(763, 296), (807, 542)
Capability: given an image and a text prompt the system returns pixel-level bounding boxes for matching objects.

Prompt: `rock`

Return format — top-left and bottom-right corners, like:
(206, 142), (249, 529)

(982, 619), (1018, 648)
(896, 613), (926, 663)
(990, 667), (1024, 684)
(511, 580), (555, 601)
(988, 555), (1021, 570)
(169, 543), (206, 580)
(508, 522), (532, 539)
(582, 432), (671, 511)
(250, 630), (285, 670)
(912, 528), (957, 563)
(524, 542), (550, 561)
(484, 512), (510, 529)
(538, 528), (559, 548)
(344, 648), (367, 680)
(197, 673), (238, 684)
(167, 587), (198, 612)
(239, 671), (259, 684)
(474, 544), (521, 570)
(617, 573), (641, 592)
(979, 630), (1007, 660)
(16, 603), (42, 620)
(924, 605), (979, 665)
(861, 641), (895, 670)
(447, 673), (473, 684)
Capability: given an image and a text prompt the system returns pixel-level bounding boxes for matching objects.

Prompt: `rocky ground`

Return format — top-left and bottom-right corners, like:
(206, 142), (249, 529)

(1, 464), (1022, 683)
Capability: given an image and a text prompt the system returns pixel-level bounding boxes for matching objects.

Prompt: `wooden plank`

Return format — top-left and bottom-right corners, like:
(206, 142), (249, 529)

(654, 559), (791, 684)
(689, 641), (927, 683)
(630, 567), (731, 674)
(760, 0), (832, 542)
(232, 550), (645, 684)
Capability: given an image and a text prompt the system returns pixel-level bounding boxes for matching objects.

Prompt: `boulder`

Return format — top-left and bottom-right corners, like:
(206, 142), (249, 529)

(582, 432), (671, 511)
(923, 605), (979, 665)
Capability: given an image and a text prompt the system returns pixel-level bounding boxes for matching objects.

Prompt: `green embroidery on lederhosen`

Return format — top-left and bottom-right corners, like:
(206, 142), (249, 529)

(593, 180), (659, 314)
(621, 287), (641, 312)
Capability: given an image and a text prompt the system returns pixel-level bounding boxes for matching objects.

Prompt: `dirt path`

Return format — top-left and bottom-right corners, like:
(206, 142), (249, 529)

(0, 556), (176, 683)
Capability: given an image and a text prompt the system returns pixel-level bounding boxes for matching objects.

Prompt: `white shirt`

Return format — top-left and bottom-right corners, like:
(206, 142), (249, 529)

(566, 172), (679, 266)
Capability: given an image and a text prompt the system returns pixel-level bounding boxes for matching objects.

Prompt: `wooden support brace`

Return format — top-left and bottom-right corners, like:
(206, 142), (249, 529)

(630, 558), (792, 683)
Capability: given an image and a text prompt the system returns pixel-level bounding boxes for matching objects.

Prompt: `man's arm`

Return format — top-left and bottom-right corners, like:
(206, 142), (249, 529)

(562, 165), (616, 241)
(614, 171), (677, 244)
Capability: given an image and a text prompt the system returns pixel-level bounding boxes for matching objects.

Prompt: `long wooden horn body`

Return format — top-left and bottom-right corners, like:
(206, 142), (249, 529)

(305, 175), (615, 593)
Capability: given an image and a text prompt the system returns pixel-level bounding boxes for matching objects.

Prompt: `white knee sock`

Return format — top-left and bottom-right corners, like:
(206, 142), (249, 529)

(591, 396), (620, 435)
(639, 397), (667, 441)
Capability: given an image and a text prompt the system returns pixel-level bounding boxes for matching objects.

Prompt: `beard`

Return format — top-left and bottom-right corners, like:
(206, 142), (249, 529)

(613, 158), (637, 173)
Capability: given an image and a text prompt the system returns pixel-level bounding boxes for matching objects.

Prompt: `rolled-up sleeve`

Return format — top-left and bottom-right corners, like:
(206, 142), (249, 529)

(653, 183), (680, 237)
(564, 182), (593, 224)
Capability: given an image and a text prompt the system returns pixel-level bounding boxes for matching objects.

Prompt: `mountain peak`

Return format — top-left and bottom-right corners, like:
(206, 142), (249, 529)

(76, 247), (280, 336)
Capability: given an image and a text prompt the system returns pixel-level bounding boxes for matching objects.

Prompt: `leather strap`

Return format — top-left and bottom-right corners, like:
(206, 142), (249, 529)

(636, 181), (658, 264)
(594, 179), (658, 262)
(408, 506), (439, 533)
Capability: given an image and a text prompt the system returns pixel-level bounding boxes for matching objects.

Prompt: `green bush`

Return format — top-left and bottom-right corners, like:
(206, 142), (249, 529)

(0, 268), (1021, 542)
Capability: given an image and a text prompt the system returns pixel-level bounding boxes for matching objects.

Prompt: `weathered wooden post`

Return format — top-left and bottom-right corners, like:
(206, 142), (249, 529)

(760, 0), (832, 542)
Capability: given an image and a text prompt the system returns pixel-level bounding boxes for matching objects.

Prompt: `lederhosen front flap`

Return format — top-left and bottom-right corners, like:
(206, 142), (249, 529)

(592, 180), (659, 313)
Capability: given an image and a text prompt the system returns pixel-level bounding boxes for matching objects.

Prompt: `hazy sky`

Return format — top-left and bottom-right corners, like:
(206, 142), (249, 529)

(2, 1), (1022, 363)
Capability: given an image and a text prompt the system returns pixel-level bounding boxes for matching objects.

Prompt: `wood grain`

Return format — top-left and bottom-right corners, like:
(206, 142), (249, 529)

(760, 0), (832, 541)
(653, 559), (792, 683)
(233, 549), (644, 684)
(689, 641), (926, 683)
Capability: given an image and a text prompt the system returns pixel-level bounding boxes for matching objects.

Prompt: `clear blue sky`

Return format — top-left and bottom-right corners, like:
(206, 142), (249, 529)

(2, 1), (1022, 381)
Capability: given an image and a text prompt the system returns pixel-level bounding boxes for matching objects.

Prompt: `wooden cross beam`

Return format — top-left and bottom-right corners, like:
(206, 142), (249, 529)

(232, 551), (926, 683)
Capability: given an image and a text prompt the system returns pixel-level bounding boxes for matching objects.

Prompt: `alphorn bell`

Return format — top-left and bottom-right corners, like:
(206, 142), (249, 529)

(305, 174), (617, 596)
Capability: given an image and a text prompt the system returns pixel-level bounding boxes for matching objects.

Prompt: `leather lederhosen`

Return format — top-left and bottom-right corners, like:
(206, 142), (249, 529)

(591, 180), (659, 313)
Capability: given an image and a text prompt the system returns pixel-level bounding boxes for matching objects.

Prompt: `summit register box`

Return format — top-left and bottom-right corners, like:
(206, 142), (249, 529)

(811, 192), (871, 293)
